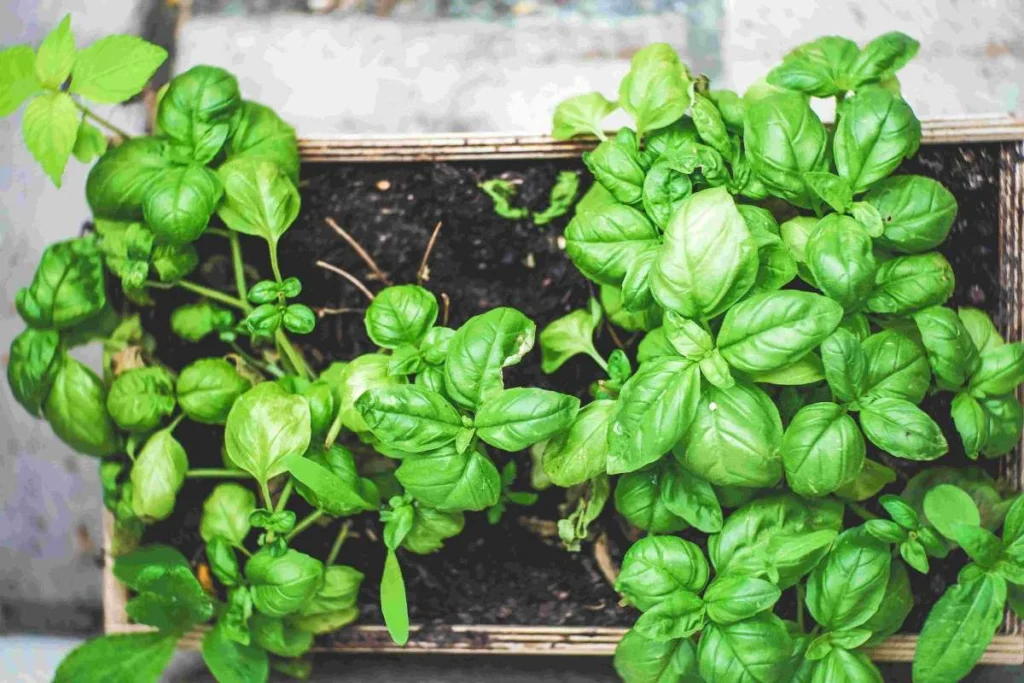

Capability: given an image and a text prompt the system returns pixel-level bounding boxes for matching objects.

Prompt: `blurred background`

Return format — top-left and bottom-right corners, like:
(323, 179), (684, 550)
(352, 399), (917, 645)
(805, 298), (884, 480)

(2, 0), (1024, 680)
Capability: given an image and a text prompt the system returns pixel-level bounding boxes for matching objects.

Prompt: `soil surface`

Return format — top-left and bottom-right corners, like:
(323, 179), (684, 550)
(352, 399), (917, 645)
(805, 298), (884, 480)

(138, 143), (1012, 644)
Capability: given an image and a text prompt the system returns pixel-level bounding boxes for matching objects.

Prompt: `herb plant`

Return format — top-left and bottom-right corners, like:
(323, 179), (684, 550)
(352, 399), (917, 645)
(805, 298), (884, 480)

(547, 33), (1024, 682)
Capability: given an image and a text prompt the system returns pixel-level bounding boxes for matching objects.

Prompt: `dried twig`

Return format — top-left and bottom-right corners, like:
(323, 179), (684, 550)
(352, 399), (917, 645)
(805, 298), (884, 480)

(604, 320), (627, 350)
(593, 532), (620, 588)
(440, 292), (451, 327)
(418, 221), (443, 284)
(316, 307), (363, 319)
(324, 217), (390, 284)
(316, 260), (376, 301)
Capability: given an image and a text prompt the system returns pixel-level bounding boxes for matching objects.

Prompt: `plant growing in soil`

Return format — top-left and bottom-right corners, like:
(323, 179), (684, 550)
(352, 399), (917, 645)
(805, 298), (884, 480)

(3, 17), (578, 683)
(547, 33), (1024, 682)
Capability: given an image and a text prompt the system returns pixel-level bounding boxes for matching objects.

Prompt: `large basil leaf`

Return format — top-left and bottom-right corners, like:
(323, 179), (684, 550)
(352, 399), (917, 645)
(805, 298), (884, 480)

(86, 137), (173, 220)
(674, 381), (783, 488)
(766, 36), (859, 97)
(980, 395), (1024, 458)
(860, 397), (947, 460)
(328, 354), (406, 433)
(130, 429), (188, 523)
(217, 157), (300, 247)
(834, 458), (897, 503)
(661, 460), (724, 533)
(565, 204), (660, 285)
(475, 388), (579, 452)
(402, 506), (465, 555)
(703, 575), (781, 625)
(365, 285), (438, 349)
(861, 329), (930, 404)
(551, 91), (618, 140)
(613, 629), (700, 683)
(200, 483), (255, 548)
(969, 342), (1024, 397)
(709, 493), (843, 589)
(44, 357), (119, 457)
(443, 308), (535, 409)
(106, 366), (176, 433)
(143, 164), (223, 245)
(833, 86), (920, 193)
(356, 385), (463, 453)
(53, 632), (179, 683)
(224, 382), (311, 485)
(249, 612), (313, 657)
(7, 327), (63, 416)
(201, 617), (269, 683)
(16, 238), (105, 330)
(543, 399), (616, 487)
(621, 246), (659, 313)
(618, 43), (691, 137)
(651, 187), (758, 320)
(616, 535), (709, 611)
(395, 445), (501, 511)
(866, 252), (955, 315)
(607, 357), (701, 474)
(849, 32), (919, 86)
(176, 358), (250, 425)
(866, 175), (957, 253)
(223, 100), (299, 182)
(820, 329), (866, 404)
(782, 402), (865, 498)
(717, 290), (843, 374)
(959, 307), (1004, 356)
(952, 392), (990, 459)
(913, 305), (980, 391)
(615, 464), (688, 533)
(245, 548), (325, 618)
(806, 528), (890, 630)
(743, 92), (828, 208)
(643, 157), (693, 230)
(697, 613), (793, 683)
(862, 558), (914, 645)
(538, 298), (604, 373)
(291, 444), (377, 516)
(811, 649), (883, 683)
(805, 214), (877, 309)
(583, 129), (647, 204)
(157, 65), (241, 163)
(913, 573), (1007, 683)
(634, 591), (706, 641)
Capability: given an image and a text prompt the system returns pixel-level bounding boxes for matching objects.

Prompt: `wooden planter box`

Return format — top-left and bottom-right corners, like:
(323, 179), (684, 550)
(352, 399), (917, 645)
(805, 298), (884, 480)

(104, 116), (1024, 665)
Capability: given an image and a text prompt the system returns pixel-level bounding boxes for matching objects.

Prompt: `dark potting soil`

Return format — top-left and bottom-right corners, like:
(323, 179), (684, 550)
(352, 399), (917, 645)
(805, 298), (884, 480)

(138, 143), (1011, 644)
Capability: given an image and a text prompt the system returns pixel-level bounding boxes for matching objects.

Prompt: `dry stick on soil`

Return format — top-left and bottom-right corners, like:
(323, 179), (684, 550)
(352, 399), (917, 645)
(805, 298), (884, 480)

(604, 320), (627, 350)
(324, 217), (391, 284)
(316, 260), (376, 301)
(418, 221), (443, 284)
(440, 292), (451, 327)
(593, 533), (620, 588)
(316, 306), (363, 319)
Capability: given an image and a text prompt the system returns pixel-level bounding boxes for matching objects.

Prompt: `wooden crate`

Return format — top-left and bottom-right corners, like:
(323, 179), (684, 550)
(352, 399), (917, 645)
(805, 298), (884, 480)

(104, 117), (1024, 663)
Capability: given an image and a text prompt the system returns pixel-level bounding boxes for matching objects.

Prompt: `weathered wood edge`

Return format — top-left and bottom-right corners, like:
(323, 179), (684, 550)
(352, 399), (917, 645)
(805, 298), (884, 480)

(102, 126), (1024, 664)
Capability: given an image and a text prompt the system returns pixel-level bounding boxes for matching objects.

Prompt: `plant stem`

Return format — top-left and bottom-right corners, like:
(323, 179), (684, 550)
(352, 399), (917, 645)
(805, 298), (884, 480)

(287, 509), (325, 542)
(588, 348), (610, 373)
(237, 545), (253, 558)
(229, 233), (252, 310)
(848, 502), (879, 521)
(73, 100), (132, 140)
(167, 413), (186, 433)
(796, 583), (806, 633)
(326, 521), (352, 566)
(229, 341), (284, 378)
(147, 279), (249, 311)
(276, 329), (313, 380)
(260, 481), (274, 511)
(275, 479), (294, 513)
(187, 468), (249, 479)
(269, 242), (285, 286)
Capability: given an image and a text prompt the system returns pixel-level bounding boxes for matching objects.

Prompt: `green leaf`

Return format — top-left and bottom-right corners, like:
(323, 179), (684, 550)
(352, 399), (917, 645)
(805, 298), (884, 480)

(608, 357), (701, 474)
(691, 92), (732, 157)
(663, 312), (713, 360)
(806, 528), (891, 630)
(542, 399), (616, 487)
(246, 547), (325, 617)
(17, 238), (106, 330)
(106, 366), (176, 432)
(582, 128), (647, 205)
(443, 307), (535, 409)
(602, 283), (663, 332)
(143, 164), (223, 245)
(35, 15), (75, 89)
(7, 327), (63, 417)
(200, 483), (256, 548)
(803, 171), (854, 213)
(565, 204), (660, 285)
(381, 549), (409, 645)
(850, 201), (884, 238)
(475, 388), (579, 451)
(697, 613), (793, 683)
(176, 358), (250, 424)
(86, 137), (173, 220)
(113, 544), (190, 588)
(866, 252), (955, 315)
(864, 519), (906, 544)
(782, 402), (865, 498)
(613, 628), (699, 683)
(615, 464), (688, 534)
(642, 156), (693, 230)
(805, 214), (877, 309)
(0, 45), (42, 116)
(979, 395), (1024, 458)
(850, 32), (919, 86)
(225, 382), (312, 486)
(357, 385), (463, 453)
(395, 446), (501, 511)
(217, 157), (300, 246)
(811, 649), (883, 683)
(953, 525), (1003, 568)
(718, 290), (843, 374)
(22, 91), (79, 186)
(867, 175), (958, 253)
(532, 170), (580, 225)
(70, 35), (167, 103)
(287, 452), (377, 515)
(913, 305), (980, 391)
(365, 285), (438, 349)
(959, 307), (1004, 356)
(651, 187), (759, 320)
(202, 618), (269, 683)
(618, 43), (691, 136)
(834, 86), (920, 193)
(54, 631), (179, 683)
(674, 381), (783, 488)
(704, 575), (781, 625)
(402, 506), (465, 555)
(924, 484), (982, 541)
(969, 342), (1024, 397)
(539, 298), (604, 373)
(862, 559), (914, 646)
(859, 397), (947, 461)
(766, 36), (859, 97)
(44, 357), (119, 457)
(328, 354), (407, 434)
(913, 573), (1006, 683)
(660, 461), (724, 534)
(616, 535), (709, 611)
(130, 429), (188, 523)
(158, 65), (240, 162)
(223, 100), (299, 182)
(620, 246), (659, 313)
(551, 91), (617, 140)
(743, 92), (828, 208)
(249, 612), (313, 657)
(820, 329), (866, 404)
(861, 329), (931, 404)
(834, 458), (896, 503)
(72, 120), (107, 163)
(125, 563), (213, 631)
(634, 591), (706, 641)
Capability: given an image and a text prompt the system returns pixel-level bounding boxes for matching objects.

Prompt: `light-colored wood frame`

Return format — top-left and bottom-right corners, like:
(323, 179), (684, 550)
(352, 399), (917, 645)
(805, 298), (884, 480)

(104, 116), (1024, 664)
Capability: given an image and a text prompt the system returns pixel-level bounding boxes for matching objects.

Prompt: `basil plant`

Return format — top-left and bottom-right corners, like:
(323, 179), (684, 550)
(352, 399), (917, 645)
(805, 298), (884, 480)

(548, 33), (1024, 683)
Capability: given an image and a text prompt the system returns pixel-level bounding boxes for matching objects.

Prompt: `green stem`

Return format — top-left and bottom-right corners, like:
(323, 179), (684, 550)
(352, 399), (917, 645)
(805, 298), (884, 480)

(229, 233), (252, 311)
(206, 227), (234, 239)
(796, 583), (806, 633)
(588, 348), (610, 373)
(326, 521), (352, 566)
(147, 279), (248, 311)
(230, 341), (284, 378)
(73, 100), (132, 139)
(166, 414), (186, 434)
(269, 242), (285, 286)
(275, 479), (295, 513)
(849, 502), (879, 521)
(259, 481), (274, 511)
(276, 329), (313, 380)
(236, 545), (253, 558)
(287, 510), (325, 542)
(187, 468), (249, 479)
(324, 413), (344, 450)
